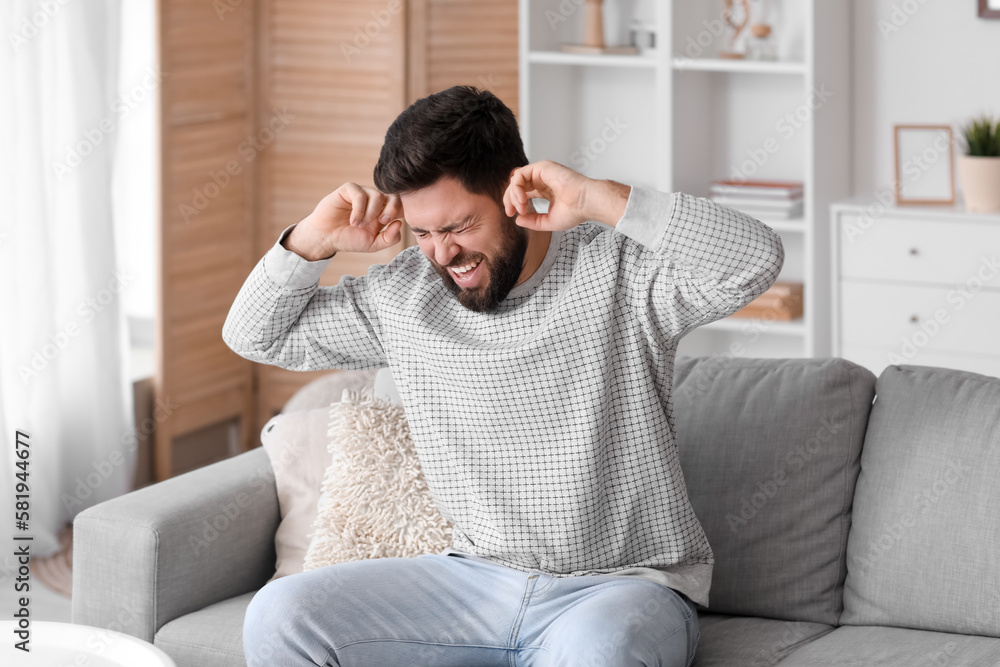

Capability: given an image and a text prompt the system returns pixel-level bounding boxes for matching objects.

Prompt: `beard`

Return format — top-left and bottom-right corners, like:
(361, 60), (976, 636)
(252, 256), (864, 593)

(431, 213), (528, 313)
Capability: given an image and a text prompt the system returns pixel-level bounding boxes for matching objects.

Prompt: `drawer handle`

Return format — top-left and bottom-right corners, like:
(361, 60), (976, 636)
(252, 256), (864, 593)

(909, 315), (919, 324)
(909, 248), (919, 256)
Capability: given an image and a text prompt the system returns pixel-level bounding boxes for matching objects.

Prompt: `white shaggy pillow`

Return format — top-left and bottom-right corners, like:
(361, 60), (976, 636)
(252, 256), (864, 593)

(302, 389), (452, 569)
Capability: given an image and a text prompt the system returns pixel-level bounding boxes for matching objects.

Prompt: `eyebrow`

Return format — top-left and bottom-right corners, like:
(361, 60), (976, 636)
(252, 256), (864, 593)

(408, 214), (474, 235)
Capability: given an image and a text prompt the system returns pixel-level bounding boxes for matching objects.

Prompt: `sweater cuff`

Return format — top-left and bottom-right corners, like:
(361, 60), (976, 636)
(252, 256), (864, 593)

(613, 185), (678, 250)
(263, 223), (333, 290)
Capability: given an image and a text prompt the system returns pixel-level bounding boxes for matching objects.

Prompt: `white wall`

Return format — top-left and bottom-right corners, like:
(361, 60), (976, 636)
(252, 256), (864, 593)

(110, 1), (1000, 332)
(851, 0), (1000, 200)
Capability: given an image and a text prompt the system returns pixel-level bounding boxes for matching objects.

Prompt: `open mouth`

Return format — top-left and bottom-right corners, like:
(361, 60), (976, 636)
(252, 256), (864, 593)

(448, 258), (483, 288)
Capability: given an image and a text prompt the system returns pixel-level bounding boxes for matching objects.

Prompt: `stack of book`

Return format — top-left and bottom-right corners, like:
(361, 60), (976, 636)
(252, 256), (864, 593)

(709, 180), (804, 220)
(732, 281), (803, 320)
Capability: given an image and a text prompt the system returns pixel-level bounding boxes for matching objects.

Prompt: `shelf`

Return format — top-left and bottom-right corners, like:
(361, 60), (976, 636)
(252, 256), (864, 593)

(522, 0), (850, 357)
(756, 217), (807, 233)
(528, 53), (806, 74)
(672, 58), (807, 75)
(700, 317), (807, 335)
(528, 50), (658, 68)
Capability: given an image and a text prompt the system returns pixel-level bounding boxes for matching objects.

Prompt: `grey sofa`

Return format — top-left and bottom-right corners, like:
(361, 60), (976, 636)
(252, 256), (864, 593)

(72, 357), (1000, 666)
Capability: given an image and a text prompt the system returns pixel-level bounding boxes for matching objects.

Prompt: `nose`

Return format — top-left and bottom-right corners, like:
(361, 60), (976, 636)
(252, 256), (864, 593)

(432, 235), (460, 267)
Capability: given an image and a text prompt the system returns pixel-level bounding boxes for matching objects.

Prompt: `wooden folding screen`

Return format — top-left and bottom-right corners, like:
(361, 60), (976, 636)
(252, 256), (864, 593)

(155, 0), (258, 480)
(156, 0), (518, 479)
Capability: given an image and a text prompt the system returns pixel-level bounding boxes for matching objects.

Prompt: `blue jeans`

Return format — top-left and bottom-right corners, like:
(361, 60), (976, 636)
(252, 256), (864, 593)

(243, 553), (700, 667)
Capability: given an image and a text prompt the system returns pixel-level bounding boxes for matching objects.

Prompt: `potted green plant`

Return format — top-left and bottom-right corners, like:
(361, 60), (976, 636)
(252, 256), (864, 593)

(958, 114), (1000, 213)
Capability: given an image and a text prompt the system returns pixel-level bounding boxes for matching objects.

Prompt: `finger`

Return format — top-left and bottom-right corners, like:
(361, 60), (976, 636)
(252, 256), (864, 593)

(379, 194), (404, 225)
(514, 211), (545, 230)
(503, 182), (515, 217)
(507, 168), (530, 215)
(341, 183), (369, 226)
(372, 219), (403, 251)
(362, 189), (386, 226)
(505, 182), (523, 217)
(517, 168), (551, 208)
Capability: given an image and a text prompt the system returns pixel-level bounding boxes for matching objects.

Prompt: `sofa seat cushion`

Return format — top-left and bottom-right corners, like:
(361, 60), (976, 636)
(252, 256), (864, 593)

(154, 591), (253, 667)
(842, 365), (1000, 636)
(775, 625), (1000, 665)
(692, 614), (833, 667)
(674, 357), (876, 625)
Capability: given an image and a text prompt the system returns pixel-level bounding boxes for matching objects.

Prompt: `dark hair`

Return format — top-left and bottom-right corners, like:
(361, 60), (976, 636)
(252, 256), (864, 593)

(373, 86), (528, 205)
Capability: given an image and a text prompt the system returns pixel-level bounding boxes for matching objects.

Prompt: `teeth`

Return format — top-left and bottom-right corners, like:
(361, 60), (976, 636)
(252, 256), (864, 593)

(452, 259), (480, 275)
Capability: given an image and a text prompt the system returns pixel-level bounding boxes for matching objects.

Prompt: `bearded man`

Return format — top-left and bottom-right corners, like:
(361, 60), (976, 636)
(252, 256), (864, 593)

(225, 85), (784, 667)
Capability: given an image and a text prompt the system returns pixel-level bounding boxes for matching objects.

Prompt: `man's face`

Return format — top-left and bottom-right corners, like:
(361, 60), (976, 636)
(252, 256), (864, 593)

(401, 176), (528, 313)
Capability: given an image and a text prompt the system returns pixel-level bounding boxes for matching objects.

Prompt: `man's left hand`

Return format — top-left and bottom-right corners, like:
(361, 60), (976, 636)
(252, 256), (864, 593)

(503, 160), (631, 231)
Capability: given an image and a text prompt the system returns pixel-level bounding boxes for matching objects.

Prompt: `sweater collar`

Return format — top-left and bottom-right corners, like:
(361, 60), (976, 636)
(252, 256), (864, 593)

(506, 230), (564, 300)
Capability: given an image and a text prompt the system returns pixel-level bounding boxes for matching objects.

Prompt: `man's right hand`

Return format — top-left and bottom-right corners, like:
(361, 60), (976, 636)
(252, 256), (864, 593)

(281, 183), (405, 261)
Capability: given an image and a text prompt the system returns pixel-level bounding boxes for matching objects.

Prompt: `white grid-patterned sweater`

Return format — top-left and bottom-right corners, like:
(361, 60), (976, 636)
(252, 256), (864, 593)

(223, 186), (784, 606)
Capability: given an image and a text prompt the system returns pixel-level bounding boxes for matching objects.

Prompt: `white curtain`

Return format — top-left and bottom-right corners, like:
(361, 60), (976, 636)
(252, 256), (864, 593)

(0, 0), (133, 558)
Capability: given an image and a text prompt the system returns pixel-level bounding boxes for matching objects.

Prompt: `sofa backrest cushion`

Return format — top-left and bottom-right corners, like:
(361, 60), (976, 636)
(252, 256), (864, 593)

(841, 365), (1000, 637)
(674, 356), (876, 625)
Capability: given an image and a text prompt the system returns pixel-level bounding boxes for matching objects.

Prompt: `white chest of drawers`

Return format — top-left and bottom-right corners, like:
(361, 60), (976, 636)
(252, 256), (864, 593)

(831, 201), (1000, 379)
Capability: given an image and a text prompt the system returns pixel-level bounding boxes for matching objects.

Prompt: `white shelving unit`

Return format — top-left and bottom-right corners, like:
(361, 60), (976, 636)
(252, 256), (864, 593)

(519, 0), (851, 359)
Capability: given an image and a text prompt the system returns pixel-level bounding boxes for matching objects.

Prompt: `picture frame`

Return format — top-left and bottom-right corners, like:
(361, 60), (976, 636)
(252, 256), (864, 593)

(892, 124), (955, 206)
(980, 0), (1000, 19)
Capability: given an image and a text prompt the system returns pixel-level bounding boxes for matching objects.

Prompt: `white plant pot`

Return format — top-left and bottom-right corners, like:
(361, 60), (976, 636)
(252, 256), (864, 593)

(958, 155), (1000, 213)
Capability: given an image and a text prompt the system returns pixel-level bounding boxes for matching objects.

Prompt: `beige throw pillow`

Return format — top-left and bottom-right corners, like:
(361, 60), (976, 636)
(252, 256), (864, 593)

(303, 389), (452, 569)
(261, 369), (379, 582)
(260, 407), (333, 581)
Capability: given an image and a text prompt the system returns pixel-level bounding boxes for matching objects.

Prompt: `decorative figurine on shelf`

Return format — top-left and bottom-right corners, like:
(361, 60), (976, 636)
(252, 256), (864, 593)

(746, 0), (778, 61)
(561, 0), (638, 55)
(719, 0), (751, 59)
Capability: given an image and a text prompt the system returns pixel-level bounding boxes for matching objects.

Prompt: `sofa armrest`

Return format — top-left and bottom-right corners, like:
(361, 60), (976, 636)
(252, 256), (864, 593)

(72, 447), (279, 642)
